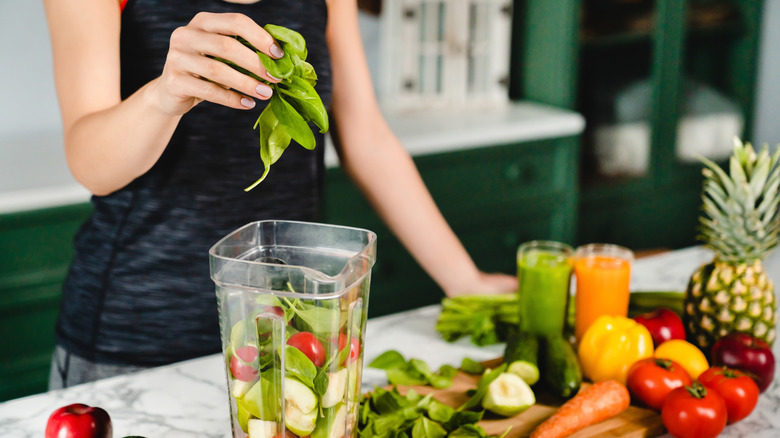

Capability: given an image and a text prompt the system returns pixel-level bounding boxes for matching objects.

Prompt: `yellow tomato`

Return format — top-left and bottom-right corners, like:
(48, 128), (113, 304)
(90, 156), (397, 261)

(654, 339), (709, 379)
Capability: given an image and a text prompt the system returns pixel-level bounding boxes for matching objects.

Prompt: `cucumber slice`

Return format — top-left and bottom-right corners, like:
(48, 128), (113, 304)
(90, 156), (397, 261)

(507, 360), (540, 386)
(481, 372), (535, 417)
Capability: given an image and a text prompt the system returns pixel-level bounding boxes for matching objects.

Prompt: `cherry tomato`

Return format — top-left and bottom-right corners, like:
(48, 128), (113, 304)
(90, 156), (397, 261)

(661, 381), (727, 438)
(698, 366), (759, 424)
(229, 345), (259, 382)
(626, 358), (692, 410)
(287, 332), (325, 367)
(338, 333), (360, 364)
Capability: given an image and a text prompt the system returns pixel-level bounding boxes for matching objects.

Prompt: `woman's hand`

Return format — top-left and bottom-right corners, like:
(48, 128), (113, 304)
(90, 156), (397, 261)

(152, 12), (284, 115)
(444, 272), (518, 297)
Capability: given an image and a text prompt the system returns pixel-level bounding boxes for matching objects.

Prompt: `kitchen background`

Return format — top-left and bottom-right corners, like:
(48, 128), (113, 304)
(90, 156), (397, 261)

(1, 0), (779, 402)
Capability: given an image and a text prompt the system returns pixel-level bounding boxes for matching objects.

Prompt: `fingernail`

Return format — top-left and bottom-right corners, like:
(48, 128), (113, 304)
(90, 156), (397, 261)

(267, 73), (281, 81)
(256, 84), (273, 98)
(270, 43), (284, 58)
(241, 97), (256, 108)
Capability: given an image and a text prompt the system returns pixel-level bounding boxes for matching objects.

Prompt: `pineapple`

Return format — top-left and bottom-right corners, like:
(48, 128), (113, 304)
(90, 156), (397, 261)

(685, 138), (780, 351)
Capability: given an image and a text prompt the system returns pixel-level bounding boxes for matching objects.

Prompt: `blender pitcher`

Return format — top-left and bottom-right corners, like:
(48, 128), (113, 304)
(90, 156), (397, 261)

(210, 220), (377, 438)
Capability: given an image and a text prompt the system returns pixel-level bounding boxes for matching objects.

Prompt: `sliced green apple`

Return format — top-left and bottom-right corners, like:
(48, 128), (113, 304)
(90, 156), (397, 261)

(232, 378), (257, 399)
(284, 377), (318, 414)
(243, 375), (281, 421)
(247, 419), (279, 438)
(285, 404), (318, 436)
(321, 368), (348, 408)
(481, 372), (535, 417)
(310, 403), (347, 438)
(236, 399), (253, 433)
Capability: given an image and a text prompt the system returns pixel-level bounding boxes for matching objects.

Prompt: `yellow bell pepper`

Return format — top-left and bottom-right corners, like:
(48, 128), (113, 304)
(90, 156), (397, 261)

(577, 315), (654, 385)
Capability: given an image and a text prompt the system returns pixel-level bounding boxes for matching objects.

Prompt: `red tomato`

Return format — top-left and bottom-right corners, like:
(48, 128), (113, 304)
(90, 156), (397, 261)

(287, 332), (325, 367)
(229, 345), (259, 382)
(698, 366), (759, 424)
(338, 333), (360, 364)
(626, 358), (692, 410)
(661, 381), (727, 438)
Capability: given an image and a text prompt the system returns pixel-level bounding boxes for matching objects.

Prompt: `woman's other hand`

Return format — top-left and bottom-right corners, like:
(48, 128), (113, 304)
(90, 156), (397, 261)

(153, 12), (283, 115)
(444, 272), (518, 297)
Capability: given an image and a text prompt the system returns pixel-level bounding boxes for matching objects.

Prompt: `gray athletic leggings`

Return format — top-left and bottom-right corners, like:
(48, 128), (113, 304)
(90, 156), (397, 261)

(48, 345), (150, 390)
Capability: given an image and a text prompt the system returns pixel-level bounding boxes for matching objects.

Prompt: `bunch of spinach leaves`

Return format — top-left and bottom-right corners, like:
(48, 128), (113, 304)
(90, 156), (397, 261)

(369, 350), (458, 389)
(358, 386), (497, 438)
(219, 24), (329, 191)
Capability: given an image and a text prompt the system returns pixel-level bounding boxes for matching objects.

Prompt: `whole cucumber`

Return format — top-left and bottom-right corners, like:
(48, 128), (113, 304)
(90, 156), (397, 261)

(541, 335), (582, 400)
(503, 329), (540, 385)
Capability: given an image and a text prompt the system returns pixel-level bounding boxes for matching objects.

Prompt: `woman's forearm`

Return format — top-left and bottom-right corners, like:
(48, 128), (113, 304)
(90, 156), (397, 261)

(65, 79), (182, 195)
(337, 121), (483, 294)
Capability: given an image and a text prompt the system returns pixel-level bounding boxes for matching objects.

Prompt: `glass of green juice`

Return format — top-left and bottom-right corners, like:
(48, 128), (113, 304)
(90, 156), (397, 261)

(517, 240), (574, 336)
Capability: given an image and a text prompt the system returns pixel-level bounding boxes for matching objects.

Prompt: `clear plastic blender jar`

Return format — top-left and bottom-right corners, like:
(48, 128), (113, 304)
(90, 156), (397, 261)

(210, 220), (377, 438)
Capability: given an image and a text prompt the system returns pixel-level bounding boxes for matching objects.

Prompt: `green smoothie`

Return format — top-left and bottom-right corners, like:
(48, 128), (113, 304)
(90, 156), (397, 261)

(517, 244), (573, 336)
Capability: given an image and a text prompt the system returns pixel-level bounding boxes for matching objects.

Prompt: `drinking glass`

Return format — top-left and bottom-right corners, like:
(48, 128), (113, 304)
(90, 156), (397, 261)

(517, 240), (574, 336)
(573, 243), (634, 341)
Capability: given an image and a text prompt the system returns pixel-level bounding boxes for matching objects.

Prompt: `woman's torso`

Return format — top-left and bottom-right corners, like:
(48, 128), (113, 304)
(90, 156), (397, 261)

(56, 0), (332, 366)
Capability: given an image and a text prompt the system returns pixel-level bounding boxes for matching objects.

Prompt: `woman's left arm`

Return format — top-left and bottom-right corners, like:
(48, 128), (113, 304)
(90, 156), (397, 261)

(325, 0), (517, 296)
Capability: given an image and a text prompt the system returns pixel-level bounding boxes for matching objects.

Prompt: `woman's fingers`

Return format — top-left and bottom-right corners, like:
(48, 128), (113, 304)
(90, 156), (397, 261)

(169, 26), (280, 84)
(179, 52), (274, 101)
(189, 12), (284, 59)
(167, 72), (258, 110)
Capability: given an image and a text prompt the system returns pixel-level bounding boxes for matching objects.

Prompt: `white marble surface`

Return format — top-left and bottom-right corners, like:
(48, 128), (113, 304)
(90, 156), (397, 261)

(1, 246), (778, 437)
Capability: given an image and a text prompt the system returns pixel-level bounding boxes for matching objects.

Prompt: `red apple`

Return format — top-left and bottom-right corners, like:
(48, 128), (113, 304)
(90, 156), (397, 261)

(45, 403), (112, 438)
(711, 333), (776, 393)
(230, 345), (259, 382)
(633, 307), (686, 347)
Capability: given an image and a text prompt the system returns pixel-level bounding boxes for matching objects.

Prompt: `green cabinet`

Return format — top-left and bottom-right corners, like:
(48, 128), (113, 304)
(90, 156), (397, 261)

(0, 203), (92, 401)
(512, 0), (763, 249)
(322, 136), (579, 317)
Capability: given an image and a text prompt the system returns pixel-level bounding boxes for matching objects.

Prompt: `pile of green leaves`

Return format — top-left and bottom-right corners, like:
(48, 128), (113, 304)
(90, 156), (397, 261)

(369, 351), (458, 389)
(436, 295), (519, 346)
(358, 387), (496, 438)
(219, 24), (328, 191)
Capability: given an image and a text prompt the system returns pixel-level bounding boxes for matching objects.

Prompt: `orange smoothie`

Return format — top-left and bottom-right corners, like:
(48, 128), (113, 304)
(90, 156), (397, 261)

(574, 254), (632, 341)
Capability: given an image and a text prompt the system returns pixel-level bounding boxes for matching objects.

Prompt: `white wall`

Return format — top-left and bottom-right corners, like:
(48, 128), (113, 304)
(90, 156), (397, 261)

(0, 1), (62, 137)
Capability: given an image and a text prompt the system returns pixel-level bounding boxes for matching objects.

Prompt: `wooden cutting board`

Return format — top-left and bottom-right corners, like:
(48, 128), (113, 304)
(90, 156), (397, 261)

(392, 359), (666, 438)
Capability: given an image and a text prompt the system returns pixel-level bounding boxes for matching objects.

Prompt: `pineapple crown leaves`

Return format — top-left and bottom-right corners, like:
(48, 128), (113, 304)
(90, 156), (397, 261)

(697, 138), (780, 263)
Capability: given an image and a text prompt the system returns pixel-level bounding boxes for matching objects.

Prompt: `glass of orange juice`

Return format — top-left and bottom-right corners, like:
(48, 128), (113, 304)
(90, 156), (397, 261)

(573, 243), (634, 341)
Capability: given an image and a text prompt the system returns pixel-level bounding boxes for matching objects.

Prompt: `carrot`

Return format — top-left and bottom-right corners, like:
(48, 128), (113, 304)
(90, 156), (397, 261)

(530, 380), (630, 438)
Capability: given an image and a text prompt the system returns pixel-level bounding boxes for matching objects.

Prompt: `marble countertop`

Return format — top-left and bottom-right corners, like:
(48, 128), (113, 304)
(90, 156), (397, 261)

(1, 246), (778, 437)
(0, 102), (583, 215)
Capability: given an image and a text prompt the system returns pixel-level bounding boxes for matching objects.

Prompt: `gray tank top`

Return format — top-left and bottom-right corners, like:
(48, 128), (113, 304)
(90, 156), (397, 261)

(55, 0), (332, 365)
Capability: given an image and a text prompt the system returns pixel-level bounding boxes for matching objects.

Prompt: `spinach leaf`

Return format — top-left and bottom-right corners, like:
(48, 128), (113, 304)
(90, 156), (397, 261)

(460, 357), (486, 375)
(369, 350), (407, 370)
(246, 104), (291, 191)
(258, 51), (294, 79)
(369, 351), (457, 389)
(269, 92), (316, 150)
(280, 76), (329, 132)
(264, 24), (306, 58)
(313, 370), (330, 397)
(411, 417), (447, 438)
(285, 345), (317, 388)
